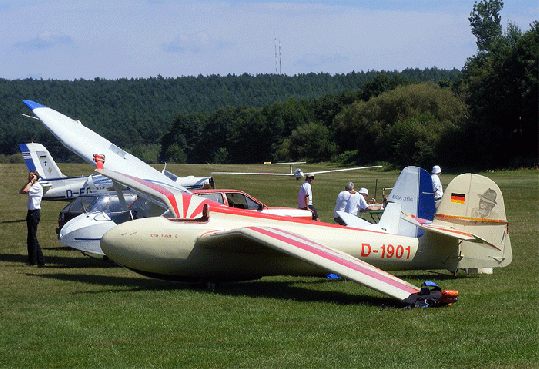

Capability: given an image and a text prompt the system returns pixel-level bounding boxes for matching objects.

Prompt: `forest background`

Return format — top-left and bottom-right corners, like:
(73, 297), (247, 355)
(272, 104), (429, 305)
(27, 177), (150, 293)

(0, 1), (537, 171)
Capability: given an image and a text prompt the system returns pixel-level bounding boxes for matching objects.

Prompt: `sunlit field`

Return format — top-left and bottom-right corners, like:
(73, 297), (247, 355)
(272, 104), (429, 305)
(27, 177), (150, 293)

(1, 163), (537, 368)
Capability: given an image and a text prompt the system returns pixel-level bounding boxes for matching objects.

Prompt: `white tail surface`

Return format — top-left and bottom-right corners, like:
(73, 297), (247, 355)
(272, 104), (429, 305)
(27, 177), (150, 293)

(387, 166), (435, 237)
(19, 143), (65, 179)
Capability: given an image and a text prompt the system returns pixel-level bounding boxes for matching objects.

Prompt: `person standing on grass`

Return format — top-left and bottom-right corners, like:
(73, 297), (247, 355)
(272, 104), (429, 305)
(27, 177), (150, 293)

(19, 171), (45, 267)
(297, 173), (319, 221)
(431, 165), (443, 209)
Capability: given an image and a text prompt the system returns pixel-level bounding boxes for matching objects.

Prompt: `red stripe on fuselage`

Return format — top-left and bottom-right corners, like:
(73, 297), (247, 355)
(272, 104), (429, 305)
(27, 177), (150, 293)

(121, 173), (181, 218)
(248, 227), (419, 294)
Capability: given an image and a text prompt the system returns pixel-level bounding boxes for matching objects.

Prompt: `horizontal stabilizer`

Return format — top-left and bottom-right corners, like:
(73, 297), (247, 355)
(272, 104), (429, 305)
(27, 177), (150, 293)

(337, 202), (402, 234)
(335, 211), (382, 231)
(402, 211), (501, 250)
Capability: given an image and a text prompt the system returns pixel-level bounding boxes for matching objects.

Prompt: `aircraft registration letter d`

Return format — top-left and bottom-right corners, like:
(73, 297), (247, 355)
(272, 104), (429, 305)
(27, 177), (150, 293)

(361, 243), (371, 257)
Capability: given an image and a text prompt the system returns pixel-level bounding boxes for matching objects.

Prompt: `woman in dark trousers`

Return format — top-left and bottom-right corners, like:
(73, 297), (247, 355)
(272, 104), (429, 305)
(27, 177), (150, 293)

(19, 171), (45, 267)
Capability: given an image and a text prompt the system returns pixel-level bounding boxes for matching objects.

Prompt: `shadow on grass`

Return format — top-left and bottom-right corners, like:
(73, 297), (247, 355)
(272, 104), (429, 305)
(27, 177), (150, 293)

(394, 272), (470, 281)
(217, 279), (402, 307)
(0, 219), (26, 224)
(36, 269), (403, 307)
(0, 252), (116, 269)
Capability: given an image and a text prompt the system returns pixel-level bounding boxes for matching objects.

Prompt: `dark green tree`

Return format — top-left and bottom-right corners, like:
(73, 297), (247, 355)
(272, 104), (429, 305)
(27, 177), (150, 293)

(463, 21), (538, 168)
(332, 82), (468, 165)
(469, 0), (504, 52)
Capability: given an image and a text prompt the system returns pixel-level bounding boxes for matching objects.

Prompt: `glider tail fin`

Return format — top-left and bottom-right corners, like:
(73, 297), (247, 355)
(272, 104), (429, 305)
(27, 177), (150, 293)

(433, 174), (512, 270)
(384, 166), (435, 237)
(19, 143), (66, 179)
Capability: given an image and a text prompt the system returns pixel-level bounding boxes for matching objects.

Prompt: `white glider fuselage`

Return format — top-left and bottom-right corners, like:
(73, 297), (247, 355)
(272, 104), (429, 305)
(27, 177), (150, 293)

(101, 206), (451, 282)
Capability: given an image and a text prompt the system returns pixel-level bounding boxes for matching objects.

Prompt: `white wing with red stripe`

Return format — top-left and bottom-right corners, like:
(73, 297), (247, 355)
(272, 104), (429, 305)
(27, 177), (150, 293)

(97, 168), (208, 219)
(200, 226), (420, 301)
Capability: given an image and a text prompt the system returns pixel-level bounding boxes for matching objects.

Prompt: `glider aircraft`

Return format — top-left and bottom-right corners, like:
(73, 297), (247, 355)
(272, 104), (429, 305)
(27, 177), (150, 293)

(212, 161), (382, 180)
(94, 155), (511, 307)
(23, 100), (512, 307)
(56, 165), (421, 257)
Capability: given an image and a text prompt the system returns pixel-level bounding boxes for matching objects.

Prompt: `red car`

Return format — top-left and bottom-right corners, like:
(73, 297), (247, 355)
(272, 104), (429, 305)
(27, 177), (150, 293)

(191, 189), (312, 220)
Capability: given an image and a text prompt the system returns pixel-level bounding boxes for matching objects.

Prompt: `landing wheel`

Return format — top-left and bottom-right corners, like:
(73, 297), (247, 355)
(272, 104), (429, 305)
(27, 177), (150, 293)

(205, 280), (218, 291)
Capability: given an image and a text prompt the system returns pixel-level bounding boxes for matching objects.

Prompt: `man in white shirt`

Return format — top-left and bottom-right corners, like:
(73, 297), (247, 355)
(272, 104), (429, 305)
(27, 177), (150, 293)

(333, 182), (356, 224)
(345, 187), (369, 216)
(431, 165), (443, 208)
(19, 171), (45, 267)
(297, 173), (319, 220)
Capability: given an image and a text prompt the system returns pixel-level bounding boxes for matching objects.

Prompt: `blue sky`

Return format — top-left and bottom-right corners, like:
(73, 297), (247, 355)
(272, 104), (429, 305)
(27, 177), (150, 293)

(0, 0), (536, 80)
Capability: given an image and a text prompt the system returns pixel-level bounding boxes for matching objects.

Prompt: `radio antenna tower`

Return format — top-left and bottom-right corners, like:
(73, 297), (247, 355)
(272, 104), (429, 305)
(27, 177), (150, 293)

(274, 38), (282, 75)
(274, 38), (278, 74)
(279, 39), (282, 74)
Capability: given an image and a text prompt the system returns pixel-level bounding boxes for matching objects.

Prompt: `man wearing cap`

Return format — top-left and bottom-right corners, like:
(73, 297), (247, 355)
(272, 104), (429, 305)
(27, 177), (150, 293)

(431, 165), (443, 208)
(333, 182), (356, 224)
(344, 187), (369, 216)
(297, 173), (319, 221)
(472, 188), (499, 218)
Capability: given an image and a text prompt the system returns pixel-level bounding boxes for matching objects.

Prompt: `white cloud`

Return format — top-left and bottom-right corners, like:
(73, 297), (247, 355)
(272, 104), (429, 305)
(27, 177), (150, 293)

(162, 32), (232, 53)
(12, 32), (74, 52)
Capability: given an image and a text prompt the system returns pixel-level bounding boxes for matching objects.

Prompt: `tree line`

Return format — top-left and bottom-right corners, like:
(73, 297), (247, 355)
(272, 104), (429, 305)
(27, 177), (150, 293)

(0, 68), (459, 163)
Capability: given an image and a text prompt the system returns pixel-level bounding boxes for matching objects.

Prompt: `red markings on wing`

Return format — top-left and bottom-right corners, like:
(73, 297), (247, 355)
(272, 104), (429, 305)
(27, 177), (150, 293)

(121, 173), (181, 217)
(249, 227), (419, 295)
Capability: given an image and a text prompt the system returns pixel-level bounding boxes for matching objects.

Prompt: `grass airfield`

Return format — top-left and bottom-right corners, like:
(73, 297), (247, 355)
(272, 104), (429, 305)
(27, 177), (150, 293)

(0, 163), (537, 368)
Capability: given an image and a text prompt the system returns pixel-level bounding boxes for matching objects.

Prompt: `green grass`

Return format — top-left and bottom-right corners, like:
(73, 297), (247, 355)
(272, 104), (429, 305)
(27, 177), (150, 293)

(1, 163), (538, 368)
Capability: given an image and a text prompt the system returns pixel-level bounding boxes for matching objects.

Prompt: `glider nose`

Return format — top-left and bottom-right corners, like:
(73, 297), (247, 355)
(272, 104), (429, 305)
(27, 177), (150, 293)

(100, 221), (136, 263)
(101, 217), (185, 274)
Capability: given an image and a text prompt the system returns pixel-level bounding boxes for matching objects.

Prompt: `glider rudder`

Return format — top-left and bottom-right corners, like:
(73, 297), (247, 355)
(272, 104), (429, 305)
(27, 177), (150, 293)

(434, 174), (512, 270)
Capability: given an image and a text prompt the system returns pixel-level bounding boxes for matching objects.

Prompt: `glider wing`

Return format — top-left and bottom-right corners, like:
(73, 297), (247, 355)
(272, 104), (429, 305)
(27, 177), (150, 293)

(310, 165), (382, 175)
(198, 226), (420, 301)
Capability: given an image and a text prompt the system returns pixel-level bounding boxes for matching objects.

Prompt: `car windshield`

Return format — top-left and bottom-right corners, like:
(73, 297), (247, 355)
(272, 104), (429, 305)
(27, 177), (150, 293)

(65, 196), (98, 213)
(226, 192), (261, 210)
(196, 192), (224, 204)
(88, 194), (138, 213)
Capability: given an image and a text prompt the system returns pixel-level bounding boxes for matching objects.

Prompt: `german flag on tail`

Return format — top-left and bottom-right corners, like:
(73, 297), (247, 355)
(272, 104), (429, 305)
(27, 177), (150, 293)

(451, 193), (466, 204)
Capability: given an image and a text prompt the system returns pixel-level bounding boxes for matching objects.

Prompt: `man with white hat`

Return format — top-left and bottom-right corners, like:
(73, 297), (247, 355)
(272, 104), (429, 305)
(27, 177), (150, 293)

(344, 187), (369, 216)
(431, 165), (443, 208)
